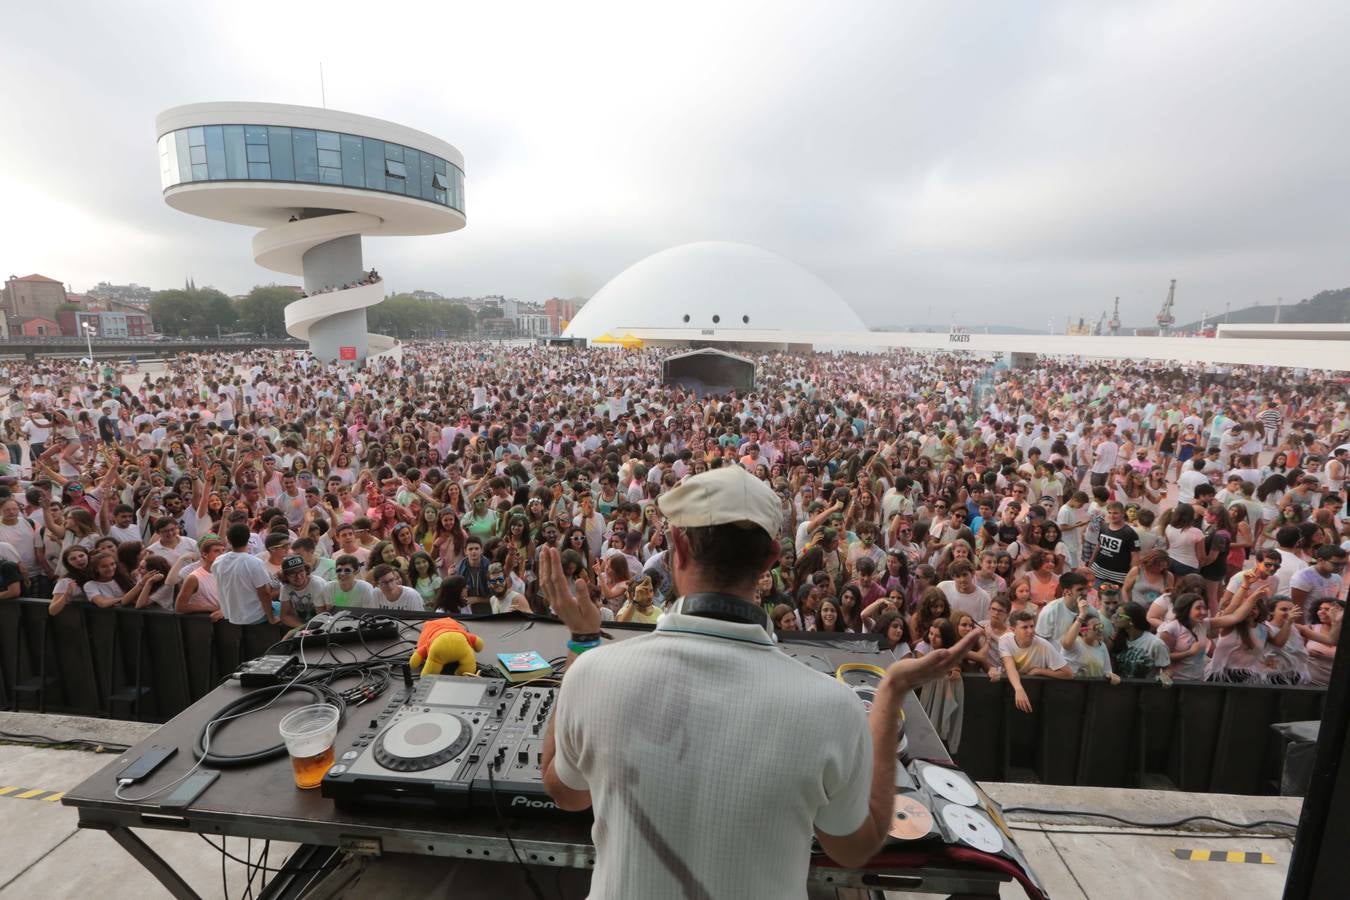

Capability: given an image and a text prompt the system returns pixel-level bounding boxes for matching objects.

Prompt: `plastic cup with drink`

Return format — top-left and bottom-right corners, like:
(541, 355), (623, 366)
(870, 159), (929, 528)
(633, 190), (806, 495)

(278, 703), (341, 789)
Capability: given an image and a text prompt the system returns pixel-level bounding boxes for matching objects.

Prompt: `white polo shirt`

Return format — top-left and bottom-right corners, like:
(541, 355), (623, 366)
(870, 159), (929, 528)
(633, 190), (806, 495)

(553, 599), (871, 900)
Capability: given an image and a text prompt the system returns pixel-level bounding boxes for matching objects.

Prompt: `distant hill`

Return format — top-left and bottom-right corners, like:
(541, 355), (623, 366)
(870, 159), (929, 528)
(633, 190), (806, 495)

(1176, 287), (1350, 331)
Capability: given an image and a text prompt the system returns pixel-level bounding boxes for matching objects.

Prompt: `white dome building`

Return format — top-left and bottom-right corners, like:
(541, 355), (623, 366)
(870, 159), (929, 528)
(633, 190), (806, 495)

(562, 241), (868, 348)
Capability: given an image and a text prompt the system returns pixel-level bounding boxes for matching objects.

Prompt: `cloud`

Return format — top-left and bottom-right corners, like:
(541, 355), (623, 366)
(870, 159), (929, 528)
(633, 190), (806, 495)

(1, 0), (1347, 327)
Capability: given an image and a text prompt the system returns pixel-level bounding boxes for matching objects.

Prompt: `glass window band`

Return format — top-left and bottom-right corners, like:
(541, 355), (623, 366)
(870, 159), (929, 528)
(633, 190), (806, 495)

(158, 123), (463, 213)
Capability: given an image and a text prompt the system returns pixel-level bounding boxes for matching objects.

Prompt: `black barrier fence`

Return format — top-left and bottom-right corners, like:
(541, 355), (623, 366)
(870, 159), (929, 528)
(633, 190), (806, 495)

(953, 672), (1326, 795)
(0, 598), (291, 722)
(1, 598), (1327, 795)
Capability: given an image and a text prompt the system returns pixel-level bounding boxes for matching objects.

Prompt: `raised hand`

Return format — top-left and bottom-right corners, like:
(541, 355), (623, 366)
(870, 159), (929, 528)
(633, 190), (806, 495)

(883, 624), (984, 693)
(538, 545), (601, 635)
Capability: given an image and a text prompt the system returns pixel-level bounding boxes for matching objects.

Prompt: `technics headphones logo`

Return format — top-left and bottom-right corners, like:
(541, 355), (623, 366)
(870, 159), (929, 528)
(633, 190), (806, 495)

(511, 796), (557, 810)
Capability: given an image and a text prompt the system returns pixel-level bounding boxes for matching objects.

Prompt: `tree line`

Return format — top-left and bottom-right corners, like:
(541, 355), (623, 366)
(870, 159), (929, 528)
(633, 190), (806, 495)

(149, 286), (481, 339)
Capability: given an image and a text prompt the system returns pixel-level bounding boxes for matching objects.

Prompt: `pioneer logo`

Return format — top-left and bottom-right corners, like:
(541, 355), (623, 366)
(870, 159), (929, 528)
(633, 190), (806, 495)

(512, 795), (557, 810)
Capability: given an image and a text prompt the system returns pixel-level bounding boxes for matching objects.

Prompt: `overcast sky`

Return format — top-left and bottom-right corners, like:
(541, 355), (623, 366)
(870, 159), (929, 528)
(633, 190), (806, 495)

(3, 1), (1347, 329)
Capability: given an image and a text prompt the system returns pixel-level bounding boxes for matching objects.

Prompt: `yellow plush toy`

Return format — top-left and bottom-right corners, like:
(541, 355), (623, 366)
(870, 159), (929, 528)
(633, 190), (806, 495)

(409, 617), (485, 676)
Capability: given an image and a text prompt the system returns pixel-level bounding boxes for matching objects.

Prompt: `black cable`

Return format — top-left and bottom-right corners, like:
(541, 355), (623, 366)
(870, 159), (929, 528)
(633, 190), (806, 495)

(193, 681), (344, 767)
(999, 807), (1297, 831)
(487, 767), (548, 900)
(0, 729), (130, 753)
(221, 834), (229, 900)
(1010, 824), (1294, 839)
(199, 835), (342, 874)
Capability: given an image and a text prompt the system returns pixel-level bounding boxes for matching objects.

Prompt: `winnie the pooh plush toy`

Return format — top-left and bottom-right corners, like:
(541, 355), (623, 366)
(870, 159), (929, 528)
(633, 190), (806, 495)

(409, 617), (484, 676)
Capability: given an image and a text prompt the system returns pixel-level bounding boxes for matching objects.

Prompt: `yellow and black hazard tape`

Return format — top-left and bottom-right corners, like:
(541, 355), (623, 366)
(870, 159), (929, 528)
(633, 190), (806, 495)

(0, 785), (65, 803)
(1173, 849), (1273, 864)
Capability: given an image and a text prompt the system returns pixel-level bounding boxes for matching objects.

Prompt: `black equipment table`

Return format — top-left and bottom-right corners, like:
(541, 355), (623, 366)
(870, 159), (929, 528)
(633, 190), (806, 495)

(63, 614), (1013, 899)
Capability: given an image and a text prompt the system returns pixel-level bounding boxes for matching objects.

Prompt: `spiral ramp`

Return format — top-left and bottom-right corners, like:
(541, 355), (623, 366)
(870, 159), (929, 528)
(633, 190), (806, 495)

(245, 212), (396, 362)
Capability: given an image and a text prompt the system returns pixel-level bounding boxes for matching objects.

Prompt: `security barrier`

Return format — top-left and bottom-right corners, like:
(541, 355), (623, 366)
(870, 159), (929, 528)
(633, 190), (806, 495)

(953, 672), (1326, 795)
(0, 598), (291, 722)
(0, 598), (1327, 794)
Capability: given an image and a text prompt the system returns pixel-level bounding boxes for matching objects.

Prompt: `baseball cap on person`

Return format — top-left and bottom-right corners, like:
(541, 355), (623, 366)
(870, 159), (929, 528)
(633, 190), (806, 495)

(281, 555), (307, 574)
(657, 465), (784, 538)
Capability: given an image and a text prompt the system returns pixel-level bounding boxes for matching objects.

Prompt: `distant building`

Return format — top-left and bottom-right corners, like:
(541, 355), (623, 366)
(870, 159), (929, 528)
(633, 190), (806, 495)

(3, 274), (68, 334)
(57, 309), (152, 338)
(409, 289), (444, 302)
(545, 297), (587, 335)
(16, 316), (60, 337)
(479, 297), (552, 337)
(88, 281), (155, 308)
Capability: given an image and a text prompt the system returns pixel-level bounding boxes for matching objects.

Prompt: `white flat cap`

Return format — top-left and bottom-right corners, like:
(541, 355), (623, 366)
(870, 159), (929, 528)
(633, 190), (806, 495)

(657, 465), (782, 538)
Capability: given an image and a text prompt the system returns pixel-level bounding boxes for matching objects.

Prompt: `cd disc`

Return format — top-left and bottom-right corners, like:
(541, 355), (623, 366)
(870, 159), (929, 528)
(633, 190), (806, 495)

(889, 795), (934, 840)
(940, 804), (1004, 854)
(918, 763), (978, 807)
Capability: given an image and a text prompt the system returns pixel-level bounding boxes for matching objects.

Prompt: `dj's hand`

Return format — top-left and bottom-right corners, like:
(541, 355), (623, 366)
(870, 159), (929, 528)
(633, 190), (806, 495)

(539, 546), (601, 635)
(883, 625), (982, 695)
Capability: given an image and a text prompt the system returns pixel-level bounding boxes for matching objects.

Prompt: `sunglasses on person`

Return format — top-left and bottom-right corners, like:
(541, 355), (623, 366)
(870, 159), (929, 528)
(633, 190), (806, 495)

(378, 576), (402, 587)
(335, 567), (355, 575)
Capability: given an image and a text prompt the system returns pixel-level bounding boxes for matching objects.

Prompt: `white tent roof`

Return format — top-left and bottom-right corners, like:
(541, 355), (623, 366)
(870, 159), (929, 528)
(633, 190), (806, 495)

(563, 241), (868, 339)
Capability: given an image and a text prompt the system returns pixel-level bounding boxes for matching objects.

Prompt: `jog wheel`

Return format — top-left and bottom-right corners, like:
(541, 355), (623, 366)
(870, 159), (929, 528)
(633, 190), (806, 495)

(372, 712), (470, 772)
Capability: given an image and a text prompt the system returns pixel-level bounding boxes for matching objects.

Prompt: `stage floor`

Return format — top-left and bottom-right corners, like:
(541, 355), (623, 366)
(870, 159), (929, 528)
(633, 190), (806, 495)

(0, 712), (1300, 899)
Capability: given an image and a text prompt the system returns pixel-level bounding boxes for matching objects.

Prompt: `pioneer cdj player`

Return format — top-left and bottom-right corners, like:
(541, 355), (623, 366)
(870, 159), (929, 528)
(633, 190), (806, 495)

(321, 674), (577, 814)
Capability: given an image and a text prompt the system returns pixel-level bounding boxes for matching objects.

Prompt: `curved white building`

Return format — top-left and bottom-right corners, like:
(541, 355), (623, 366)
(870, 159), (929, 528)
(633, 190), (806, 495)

(563, 242), (868, 345)
(156, 102), (465, 363)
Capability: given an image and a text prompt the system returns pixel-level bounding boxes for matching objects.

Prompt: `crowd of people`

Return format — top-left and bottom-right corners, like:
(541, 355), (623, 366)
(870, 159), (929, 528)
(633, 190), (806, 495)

(0, 343), (1344, 740)
(299, 270), (381, 298)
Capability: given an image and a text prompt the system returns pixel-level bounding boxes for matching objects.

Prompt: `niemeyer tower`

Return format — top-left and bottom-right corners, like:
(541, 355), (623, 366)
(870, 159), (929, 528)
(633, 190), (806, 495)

(156, 102), (464, 364)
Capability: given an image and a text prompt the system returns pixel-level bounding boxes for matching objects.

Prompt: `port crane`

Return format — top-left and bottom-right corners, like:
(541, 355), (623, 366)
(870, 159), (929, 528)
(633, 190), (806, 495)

(1108, 297), (1120, 335)
(1156, 279), (1176, 334)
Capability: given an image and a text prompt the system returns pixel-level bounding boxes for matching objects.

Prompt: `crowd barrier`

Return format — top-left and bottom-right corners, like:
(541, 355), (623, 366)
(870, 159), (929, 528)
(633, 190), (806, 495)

(1, 598), (1326, 795)
(953, 671), (1326, 795)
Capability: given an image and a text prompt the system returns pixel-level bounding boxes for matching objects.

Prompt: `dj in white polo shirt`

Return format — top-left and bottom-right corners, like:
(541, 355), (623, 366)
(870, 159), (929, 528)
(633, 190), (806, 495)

(538, 464), (979, 900)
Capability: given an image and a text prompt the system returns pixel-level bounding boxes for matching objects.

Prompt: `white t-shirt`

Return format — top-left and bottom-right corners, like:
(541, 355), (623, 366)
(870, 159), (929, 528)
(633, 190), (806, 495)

(147, 536), (199, 568)
(1062, 638), (1113, 679)
(107, 522), (141, 544)
(1276, 550), (1308, 594)
(1091, 440), (1118, 474)
(85, 579), (124, 605)
(1178, 469), (1210, 504)
(998, 632), (1068, 673)
(1289, 567), (1343, 603)
(327, 578), (377, 609)
(0, 519), (41, 569)
(374, 585), (425, 612)
(1055, 505), (1087, 566)
(938, 581), (991, 622)
(281, 575), (331, 620)
(213, 550), (274, 625)
(553, 601), (871, 900)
